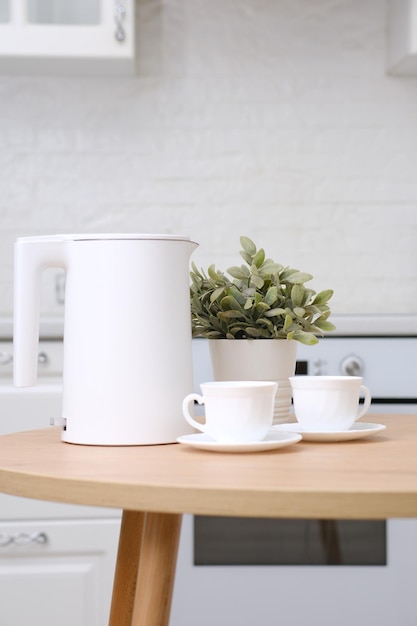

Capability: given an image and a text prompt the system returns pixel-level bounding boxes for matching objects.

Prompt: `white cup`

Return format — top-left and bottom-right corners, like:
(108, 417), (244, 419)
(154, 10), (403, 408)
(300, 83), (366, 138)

(182, 381), (278, 443)
(289, 376), (372, 432)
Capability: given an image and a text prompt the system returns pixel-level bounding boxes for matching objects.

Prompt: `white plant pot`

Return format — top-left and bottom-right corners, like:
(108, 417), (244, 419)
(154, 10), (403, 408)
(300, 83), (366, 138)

(208, 339), (297, 424)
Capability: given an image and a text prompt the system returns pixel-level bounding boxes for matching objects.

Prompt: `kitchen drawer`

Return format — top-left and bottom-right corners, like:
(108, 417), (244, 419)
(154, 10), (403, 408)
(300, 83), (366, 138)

(0, 518), (120, 626)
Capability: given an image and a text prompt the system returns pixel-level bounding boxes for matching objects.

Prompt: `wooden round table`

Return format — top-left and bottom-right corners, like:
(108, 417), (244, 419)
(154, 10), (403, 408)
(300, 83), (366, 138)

(0, 414), (416, 626)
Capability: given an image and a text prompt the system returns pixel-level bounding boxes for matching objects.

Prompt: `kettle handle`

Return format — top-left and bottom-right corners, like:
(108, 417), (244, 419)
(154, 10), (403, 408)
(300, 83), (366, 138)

(13, 238), (68, 387)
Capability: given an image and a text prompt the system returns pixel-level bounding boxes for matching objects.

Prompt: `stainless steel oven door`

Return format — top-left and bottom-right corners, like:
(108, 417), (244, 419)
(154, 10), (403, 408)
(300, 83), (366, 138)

(172, 515), (417, 626)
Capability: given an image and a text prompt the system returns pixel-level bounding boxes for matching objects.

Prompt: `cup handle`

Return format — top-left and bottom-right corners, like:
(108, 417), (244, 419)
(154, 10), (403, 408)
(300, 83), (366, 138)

(356, 385), (372, 420)
(182, 393), (207, 433)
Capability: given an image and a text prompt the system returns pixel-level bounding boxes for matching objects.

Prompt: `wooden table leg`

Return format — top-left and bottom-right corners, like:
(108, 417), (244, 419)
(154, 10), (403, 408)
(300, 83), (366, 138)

(131, 512), (182, 626)
(108, 510), (146, 626)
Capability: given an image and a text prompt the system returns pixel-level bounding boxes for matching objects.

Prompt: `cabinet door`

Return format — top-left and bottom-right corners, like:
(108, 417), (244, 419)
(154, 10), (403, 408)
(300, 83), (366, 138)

(0, 518), (120, 626)
(0, 0), (135, 75)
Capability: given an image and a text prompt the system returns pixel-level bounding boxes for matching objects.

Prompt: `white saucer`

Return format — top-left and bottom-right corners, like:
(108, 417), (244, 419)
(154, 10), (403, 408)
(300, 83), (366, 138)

(176, 431), (302, 452)
(273, 422), (386, 442)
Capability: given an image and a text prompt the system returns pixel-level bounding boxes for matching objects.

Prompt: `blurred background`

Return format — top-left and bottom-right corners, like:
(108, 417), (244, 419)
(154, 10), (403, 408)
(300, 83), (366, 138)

(0, 0), (416, 317)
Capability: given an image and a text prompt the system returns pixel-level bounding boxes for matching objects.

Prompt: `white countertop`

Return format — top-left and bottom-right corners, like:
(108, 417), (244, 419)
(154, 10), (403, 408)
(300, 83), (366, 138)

(1, 314), (417, 340)
(0, 317), (64, 340)
(327, 314), (417, 336)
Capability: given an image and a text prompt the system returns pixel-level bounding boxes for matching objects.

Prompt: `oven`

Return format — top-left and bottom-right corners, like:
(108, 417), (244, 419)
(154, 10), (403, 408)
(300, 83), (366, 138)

(171, 315), (417, 626)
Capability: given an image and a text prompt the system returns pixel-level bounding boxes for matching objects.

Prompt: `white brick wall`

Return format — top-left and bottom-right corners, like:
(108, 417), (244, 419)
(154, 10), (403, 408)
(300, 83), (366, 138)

(0, 0), (416, 318)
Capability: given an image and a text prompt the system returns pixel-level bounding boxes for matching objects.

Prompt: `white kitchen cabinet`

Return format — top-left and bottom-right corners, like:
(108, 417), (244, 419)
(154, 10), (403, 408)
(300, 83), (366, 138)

(0, 519), (120, 626)
(387, 0), (417, 75)
(0, 0), (135, 75)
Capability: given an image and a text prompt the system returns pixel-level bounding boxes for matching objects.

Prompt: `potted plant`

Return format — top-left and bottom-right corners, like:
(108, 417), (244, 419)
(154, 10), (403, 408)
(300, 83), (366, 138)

(190, 235), (335, 423)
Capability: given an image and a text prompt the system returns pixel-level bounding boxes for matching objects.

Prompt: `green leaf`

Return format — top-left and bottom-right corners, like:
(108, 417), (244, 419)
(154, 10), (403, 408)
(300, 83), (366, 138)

(291, 284), (305, 307)
(210, 286), (225, 303)
(265, 286), (278, 305)
(261, 261), (283, 275)
(190, 261), (206, 279)
(257, 328), (271, 338)
(190, 275), (201, 291)
(253, 248), (265, 268)
(313, 289), (334, 305)
(264, 307), (286, 317)
(207, 264), (222, 282)
(219, 295), (242, 311)
(205, 330), (225, 338)
(293, 307), (306, 318)
(245, 326), (261, 338)
(218, 310), (246, 319)
(302, 289), (315, 304)
(239, 251), (252, 265)
(250, 274), (264, 289)
(256, 317), (274, 331)
(255, 302), (270, 314)
(284, 314), (293, 331)
(286, 271), (313, 284)
(228, 285), (247, 305)
(254, 292), (262, 305)
(240, 236), (257, 256)
(304, 304), (323, 316)
(279, 268), (298, 280)
(314, 319), (337, 332)
(293, 331), (319, 345)
(227, 265), (250, 280)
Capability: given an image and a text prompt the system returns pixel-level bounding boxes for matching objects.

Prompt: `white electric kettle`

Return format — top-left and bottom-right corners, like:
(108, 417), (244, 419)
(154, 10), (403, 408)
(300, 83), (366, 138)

(13, 234), (198, 445)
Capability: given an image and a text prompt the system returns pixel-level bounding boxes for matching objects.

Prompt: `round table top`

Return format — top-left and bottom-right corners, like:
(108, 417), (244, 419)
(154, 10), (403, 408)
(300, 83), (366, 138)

(0, 415), (416, 519)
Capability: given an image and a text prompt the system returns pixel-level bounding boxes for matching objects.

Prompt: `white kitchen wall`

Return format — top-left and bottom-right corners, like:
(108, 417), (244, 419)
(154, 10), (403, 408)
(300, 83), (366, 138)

(0, 0), (416, 318)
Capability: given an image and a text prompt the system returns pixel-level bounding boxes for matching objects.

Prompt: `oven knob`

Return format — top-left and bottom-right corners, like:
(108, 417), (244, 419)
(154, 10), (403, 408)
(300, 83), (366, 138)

(340, 355), (364, 377)
(312, 359), (325, 375)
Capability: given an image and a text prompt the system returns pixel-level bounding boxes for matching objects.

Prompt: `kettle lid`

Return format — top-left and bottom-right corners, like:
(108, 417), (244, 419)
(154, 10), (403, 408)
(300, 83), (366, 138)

(17, 233), (195, 243)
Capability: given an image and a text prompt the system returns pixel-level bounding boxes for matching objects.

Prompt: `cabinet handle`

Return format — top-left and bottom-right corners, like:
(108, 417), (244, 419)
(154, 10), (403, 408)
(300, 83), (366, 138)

(0, 532), (48, 547)
(0, 351), (13, 365)
(114, 1), (126, 42)
(0, 352), (49, 366)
